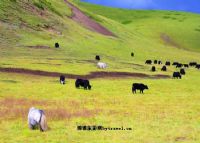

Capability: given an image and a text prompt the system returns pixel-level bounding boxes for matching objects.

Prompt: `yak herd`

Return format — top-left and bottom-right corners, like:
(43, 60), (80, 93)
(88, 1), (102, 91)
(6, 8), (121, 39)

(28, 47), (199, 132)
(59, 55), (199, 94)
(145, 59), (199, 79)
(59, 54), (152, 94)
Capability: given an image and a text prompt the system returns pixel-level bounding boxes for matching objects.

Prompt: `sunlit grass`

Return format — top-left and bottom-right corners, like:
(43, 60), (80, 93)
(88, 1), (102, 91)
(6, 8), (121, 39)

(0, 0), (200, 142)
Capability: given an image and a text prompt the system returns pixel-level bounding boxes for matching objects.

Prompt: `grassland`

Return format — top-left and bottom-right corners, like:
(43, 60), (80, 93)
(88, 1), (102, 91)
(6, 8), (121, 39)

(0, 0), (200, 143)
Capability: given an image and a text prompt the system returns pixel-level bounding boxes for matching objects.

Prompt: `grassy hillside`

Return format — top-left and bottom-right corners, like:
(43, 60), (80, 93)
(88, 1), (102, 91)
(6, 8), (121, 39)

(0, 0), (200, 74)
(74, 0), (200, 52)
(0, 0), (200, 143)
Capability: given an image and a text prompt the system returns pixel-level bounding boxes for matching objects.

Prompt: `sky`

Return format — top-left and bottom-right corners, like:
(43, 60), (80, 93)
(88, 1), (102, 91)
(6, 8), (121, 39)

(81, 0), (200, 14)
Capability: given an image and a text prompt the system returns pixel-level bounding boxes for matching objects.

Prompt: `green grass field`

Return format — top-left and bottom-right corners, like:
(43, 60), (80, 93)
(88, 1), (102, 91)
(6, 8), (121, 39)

(0, 0), (200, 143)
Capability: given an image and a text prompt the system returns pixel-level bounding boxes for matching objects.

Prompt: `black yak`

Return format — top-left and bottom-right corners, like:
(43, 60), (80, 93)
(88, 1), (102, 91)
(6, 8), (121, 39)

(183, 64), (189, 68)
(196, 64), (200, 69)
(151, 66), (156, 72)
(132, 83), (148, 94)
(75, 79), (91, 90)
(173, 72), (182, 79)
(172, 62), (179, 66)
(180, 69), (186, 75)
(165, 61), (170, 66)
(60, 75), (65, 84)
(176, 63), (183, 68)
(55, 42), (59, 48)
(161, 66), (167, 71)
(189, 62), (197, 67)
(145, 60), (152, 64)
(158, 61), (162, 64)
(95, 55), (100, 61)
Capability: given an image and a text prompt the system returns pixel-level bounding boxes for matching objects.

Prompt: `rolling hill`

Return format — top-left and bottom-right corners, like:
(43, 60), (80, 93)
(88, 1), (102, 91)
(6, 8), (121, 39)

(0, 0), (200, 75)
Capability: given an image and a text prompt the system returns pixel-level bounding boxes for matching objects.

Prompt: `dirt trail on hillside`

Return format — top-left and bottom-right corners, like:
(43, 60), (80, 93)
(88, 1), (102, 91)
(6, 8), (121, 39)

(160, 33), (180, 48)
(64, 0), (115, 37)
(0, 67), (170, 79)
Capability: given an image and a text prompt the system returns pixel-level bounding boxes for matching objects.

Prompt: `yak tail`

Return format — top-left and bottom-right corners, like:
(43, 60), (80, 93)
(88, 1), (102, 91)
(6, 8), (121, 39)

(40, 114), (48, 132)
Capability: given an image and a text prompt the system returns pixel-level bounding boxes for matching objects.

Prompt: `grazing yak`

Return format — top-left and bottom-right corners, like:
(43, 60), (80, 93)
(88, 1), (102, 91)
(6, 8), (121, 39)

(151, 66), (156, 72)
(132, 83), (148, 94)
(158, 60), (162, 64)
(173, 72), (182, 79)
(75, 79), (91, 90)
(60, 75), (65, 84)
(95, 55), (100, 61)
(189, 62), (197, 67)
(161, 66), (167, 71)
(176, 63), (183, 68)
(131, 52), (134, 57)
(165, 61), (171, 66)
(145, 60), (152, 64)
(196, 64), (200, 69)
(55, 42), (59, 48)
(172, 62), (179, 66)
(180, 69), (186, 75)
(97, 62), (107, 69)
(154, 60), (158, 64)
(28, 107), (48, 132)
(183, 64), (189, 68)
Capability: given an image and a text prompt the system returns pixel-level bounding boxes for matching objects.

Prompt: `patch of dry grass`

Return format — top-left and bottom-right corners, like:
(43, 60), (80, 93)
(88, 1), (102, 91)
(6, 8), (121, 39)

(0, 97), (100, 120)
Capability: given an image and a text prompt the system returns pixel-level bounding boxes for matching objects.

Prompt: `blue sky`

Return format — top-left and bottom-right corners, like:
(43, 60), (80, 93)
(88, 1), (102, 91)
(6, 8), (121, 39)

(81, 0), (200, 14)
